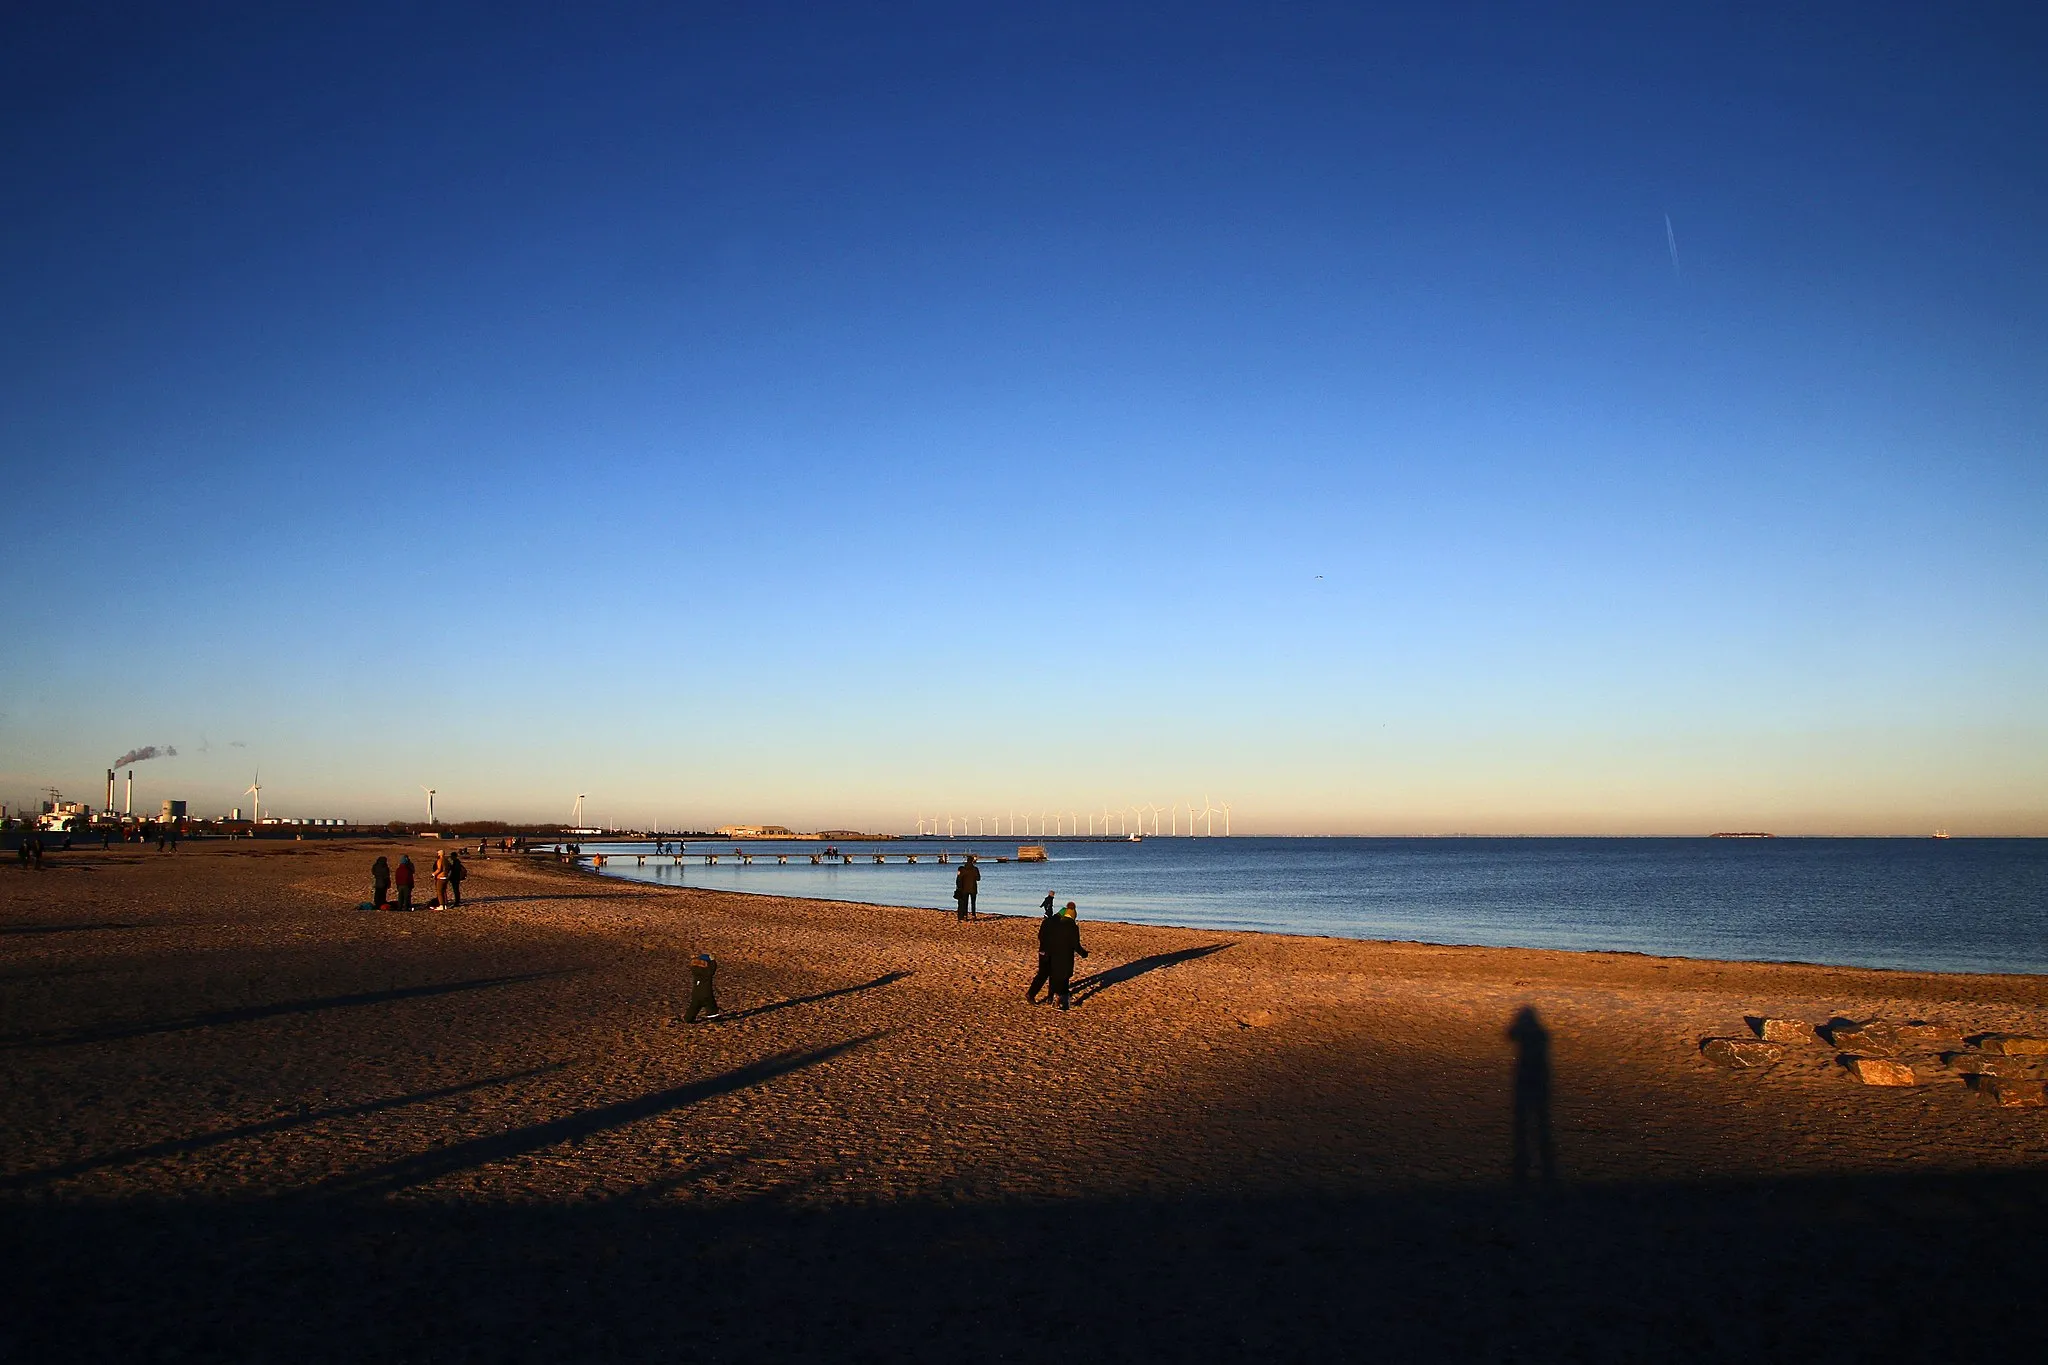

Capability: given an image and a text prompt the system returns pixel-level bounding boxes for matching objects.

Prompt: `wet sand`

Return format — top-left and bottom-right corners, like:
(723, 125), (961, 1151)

(4, 840), (2045, 1361)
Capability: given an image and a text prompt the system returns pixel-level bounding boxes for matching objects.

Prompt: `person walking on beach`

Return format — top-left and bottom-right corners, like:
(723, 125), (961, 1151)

(446, 850), (466, 906)
(952, 861), (975, 921)
(1026, 894), (1061, 1003)
(431, 848), (451, 907)
(370, 855), (391, 910)
(392, 853), (415, 912)
(685, 953), (722, 1023)
(1041, 902), (1088, 1011)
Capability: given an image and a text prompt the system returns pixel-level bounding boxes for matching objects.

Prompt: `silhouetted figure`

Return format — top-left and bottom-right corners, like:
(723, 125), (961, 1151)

(1026, 896), (1060, 1002)
(686, 953), (722, 1023)
(446, 851), (466, 906)
(1042, 903), (1089, 1011)
(393, 854), (415, 912)
(370, 856), (391, 909)
(1508, 1006), (1556, 1185)
(961, 855), (980, 918)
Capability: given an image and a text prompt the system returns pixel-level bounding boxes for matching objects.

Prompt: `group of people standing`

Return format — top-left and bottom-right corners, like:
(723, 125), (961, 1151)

(368, 848), (466, 911)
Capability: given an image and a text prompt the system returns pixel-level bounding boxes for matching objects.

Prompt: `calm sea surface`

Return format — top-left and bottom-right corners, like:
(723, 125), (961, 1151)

(583, 837), (2048, 976)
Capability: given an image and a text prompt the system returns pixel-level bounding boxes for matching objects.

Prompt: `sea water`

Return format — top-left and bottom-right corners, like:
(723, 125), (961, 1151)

(584, 837), (2048, 976)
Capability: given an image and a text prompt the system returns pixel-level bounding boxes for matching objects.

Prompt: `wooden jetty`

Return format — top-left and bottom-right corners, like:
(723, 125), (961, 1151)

(592, 849), (1026, 868)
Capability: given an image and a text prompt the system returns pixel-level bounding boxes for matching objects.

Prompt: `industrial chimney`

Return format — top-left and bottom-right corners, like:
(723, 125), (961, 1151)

(125, 770), (133, 816)
(106, 769), (115, 814)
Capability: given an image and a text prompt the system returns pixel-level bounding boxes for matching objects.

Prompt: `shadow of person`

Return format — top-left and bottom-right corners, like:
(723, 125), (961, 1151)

(1067, 944), (1231, 1005)
(1507, 1005), (1556, 1186)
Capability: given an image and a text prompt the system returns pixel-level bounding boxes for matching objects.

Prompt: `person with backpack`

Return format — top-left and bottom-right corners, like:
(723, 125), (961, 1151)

(370, 855), (391, 910)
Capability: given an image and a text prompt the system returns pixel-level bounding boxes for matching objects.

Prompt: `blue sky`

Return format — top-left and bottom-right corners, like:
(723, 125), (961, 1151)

(4, 2), (2044, 833)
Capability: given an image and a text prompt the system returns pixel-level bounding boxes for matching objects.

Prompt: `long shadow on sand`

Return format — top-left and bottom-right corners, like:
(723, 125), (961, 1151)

(0, 971), (569, 1051)
(451, 893), (661, 906)
(1, 1064), (567, 1191)
(8, 1168), (2043, 1362)
(0, 922), (139, 936)
(315, 1033), (885, 1197)
(1070, 943), (1231, 1004)
(715, 972), (912, 1023)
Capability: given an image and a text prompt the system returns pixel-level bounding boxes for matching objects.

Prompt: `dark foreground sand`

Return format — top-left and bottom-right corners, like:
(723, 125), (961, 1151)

(4, 841), (2045, 1362)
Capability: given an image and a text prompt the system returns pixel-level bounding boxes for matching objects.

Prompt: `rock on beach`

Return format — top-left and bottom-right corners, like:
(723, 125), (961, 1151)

(1702, 1037), (1783, 1068)
(1843, 1057), (1919, 1086)
(1754, 1018), (1816, 1044)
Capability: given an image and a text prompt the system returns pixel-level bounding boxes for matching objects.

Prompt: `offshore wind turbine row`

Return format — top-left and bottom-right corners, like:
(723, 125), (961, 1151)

(914, 799), (1231, 838)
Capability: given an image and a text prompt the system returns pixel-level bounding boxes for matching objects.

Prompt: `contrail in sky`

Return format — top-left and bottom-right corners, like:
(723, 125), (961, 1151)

(1665, 213), (1681, 280)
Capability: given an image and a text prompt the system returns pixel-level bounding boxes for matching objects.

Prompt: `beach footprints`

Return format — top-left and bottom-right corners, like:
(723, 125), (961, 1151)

(1700, 1015), (2048, 1102)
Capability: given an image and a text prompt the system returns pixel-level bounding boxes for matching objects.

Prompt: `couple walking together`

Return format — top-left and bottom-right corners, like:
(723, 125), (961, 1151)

(1028, 893), (1089, 1010)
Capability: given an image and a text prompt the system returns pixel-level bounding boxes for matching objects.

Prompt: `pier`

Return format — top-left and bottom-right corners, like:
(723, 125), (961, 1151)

(589, 850), (1017, 868)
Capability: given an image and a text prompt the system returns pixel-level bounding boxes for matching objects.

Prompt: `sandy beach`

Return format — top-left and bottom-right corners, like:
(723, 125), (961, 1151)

(5, 840), (2045, 1361)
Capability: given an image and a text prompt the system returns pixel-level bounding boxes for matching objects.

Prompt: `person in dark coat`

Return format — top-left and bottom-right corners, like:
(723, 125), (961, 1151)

(1026, 895), (1061, 1002)
(370, 856), (391, 909)
(686, 953), (722, 1023)
(446, 851), (466, 906)
(953, 861), (977, 921)
(960, 855), (981, 919)
(392, 854), (416, 912)
(1041, 902), (1088, 1010)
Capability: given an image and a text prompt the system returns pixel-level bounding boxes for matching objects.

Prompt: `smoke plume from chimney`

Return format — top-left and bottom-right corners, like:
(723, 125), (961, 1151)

(112, 745), (177, 768)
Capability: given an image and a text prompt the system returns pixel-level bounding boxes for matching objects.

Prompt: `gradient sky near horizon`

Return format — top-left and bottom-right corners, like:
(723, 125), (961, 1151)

(4, 2), (2044, 834)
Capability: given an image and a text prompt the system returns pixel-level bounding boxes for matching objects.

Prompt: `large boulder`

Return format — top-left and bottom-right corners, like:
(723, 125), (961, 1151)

(1701, 1037), (1782, 1068)
(1976, 1035), (2048, 1056)
(1972, 1077), (2048, 1108)
(1753, 1018), (1816, 1043)
(1942, 1052), (2047, 1078)
(1825, 1020), (1899, 1054)
(1844, 1056), (1918, 1086)
(1893, 1021), (1966, 1051)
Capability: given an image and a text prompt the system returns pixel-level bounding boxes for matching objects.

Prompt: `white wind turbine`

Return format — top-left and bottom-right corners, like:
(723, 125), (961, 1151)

(572, 794), (586, 828)
(421, 786), (437, 824)
(1190, 798), (1206, 836)
(1220, 801), (1232, 836)
(244, 772), (262, 823)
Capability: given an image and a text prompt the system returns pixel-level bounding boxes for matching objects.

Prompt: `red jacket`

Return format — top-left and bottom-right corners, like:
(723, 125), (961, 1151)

(394, 860), (415, 886)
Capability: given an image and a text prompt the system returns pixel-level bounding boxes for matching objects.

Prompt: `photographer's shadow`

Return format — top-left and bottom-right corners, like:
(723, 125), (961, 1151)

(1508, 1005), (1556, 1186)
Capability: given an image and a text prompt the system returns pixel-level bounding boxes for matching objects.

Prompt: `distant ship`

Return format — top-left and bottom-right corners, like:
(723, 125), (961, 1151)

(1933, 829), (1951, 840)
(1710, 831), (1775, 839)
